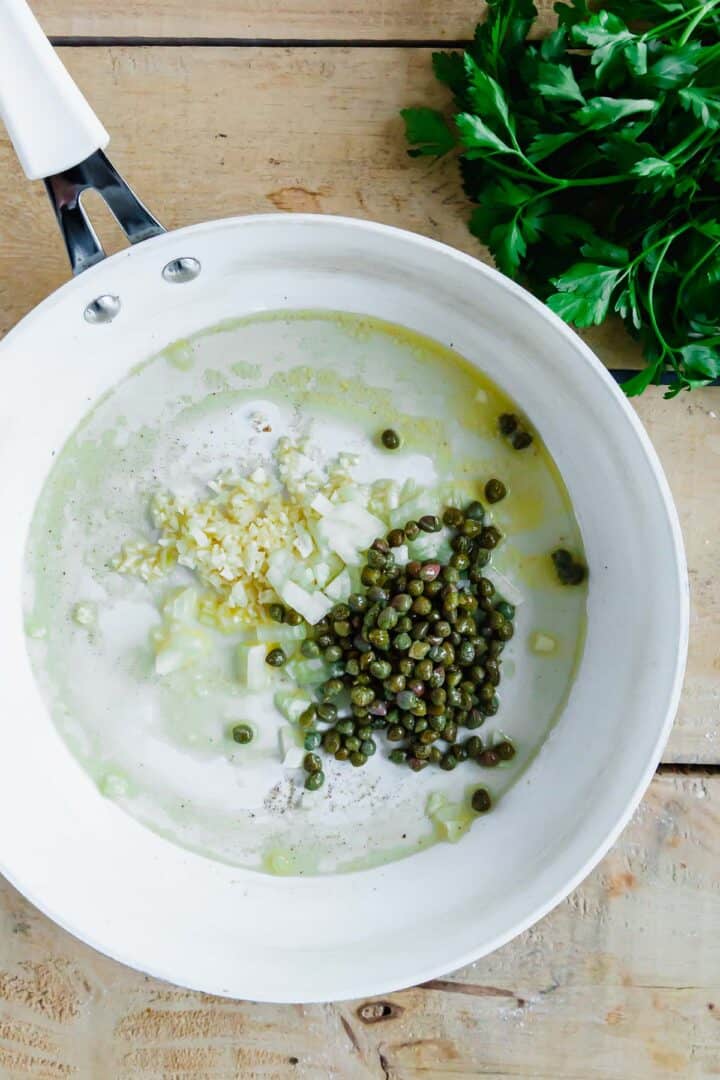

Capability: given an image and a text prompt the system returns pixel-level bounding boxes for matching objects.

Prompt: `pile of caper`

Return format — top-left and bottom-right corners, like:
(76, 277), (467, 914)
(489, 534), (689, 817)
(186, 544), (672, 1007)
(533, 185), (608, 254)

(296, 499), (516, 802)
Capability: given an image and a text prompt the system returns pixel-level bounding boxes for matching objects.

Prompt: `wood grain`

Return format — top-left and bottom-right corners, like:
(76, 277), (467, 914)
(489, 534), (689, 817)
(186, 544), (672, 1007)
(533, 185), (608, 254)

(0, 772), (716, 1077)
(1, 46), (715, 761)
(32, 0), (557, 42)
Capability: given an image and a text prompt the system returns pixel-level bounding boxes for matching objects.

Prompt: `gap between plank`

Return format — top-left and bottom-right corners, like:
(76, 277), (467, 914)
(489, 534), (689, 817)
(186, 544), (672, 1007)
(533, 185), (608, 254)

(657, 763), (720, 776)
(49, 36), (473, 48)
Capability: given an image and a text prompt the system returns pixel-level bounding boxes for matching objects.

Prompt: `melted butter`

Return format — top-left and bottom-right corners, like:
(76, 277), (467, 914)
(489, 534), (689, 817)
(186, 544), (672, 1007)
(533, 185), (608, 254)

(24, 310), (586, 875)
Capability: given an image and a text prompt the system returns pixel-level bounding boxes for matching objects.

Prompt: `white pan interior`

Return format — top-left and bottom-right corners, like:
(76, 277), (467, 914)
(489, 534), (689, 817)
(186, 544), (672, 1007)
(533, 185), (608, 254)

(0, 215), (687, 1001)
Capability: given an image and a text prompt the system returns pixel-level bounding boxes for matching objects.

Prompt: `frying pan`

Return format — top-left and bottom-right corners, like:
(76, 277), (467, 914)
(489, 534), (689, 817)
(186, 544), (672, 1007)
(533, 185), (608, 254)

(0, 0), (688, 1002)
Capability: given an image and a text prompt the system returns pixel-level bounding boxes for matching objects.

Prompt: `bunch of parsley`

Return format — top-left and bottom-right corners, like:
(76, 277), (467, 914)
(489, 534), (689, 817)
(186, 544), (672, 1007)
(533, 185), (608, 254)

(402, 0), (720, 395)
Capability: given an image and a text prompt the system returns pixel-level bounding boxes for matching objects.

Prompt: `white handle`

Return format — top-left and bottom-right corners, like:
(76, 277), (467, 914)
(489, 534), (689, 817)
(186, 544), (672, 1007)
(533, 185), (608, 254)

(0, 0), (108, 180)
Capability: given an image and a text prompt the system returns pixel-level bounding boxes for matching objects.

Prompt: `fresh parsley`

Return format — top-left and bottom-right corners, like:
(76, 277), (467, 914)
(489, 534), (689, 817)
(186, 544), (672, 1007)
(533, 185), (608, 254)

(402, 0), (720, 396)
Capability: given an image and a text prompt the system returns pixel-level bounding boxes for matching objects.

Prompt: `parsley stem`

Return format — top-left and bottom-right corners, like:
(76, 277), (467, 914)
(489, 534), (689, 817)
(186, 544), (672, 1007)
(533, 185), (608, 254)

(678, 0), (720, 45)
(667, 128), (709, 163)
(643, 0), (720, 43)
(673, 237), (720, 328)
(645, 231), (689, 366)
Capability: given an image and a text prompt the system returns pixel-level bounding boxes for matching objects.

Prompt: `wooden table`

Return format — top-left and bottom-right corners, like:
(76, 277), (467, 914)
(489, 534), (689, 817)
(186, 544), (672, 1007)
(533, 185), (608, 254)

(1, 3), (718, 1076)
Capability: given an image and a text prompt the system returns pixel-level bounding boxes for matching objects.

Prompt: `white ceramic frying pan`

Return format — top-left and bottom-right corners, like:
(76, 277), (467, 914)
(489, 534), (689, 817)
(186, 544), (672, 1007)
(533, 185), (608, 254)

(0, 0), (688, 1002)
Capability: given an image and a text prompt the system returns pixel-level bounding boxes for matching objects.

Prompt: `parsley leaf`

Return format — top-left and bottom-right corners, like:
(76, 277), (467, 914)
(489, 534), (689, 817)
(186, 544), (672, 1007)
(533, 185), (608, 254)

(533, 62), (586, 104)
(679, 86), (720, 130)
(401, 108), (456, 157)
(573, 97), (657, 130)
(456, 113), (514, 156)
(403, 0), (720, 393)
(547, 262), (623, 326)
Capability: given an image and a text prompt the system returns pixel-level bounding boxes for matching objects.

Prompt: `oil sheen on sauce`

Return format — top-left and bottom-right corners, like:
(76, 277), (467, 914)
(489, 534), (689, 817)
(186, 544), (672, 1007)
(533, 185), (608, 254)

(24, 312), (587, 875)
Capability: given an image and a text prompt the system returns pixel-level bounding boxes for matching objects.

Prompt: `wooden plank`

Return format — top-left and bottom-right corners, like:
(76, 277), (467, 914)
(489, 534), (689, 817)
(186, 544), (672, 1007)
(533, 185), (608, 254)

(0, 47), (716, 761)
(33, 0), (557, 42)
(0, 771), (716, 1077)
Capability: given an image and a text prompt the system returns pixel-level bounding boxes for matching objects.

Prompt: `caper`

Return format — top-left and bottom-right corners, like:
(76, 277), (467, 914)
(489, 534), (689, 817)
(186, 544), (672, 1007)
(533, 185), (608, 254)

(397, 690), (419, 711)
(394, 632), (412, 652)
(351, 686), (375, 707)
(495, 600), (515, 620)
(419, 561), (441, 581)
(485, 478), (507, 503)
(377, 606), (399, 631)
(387, 725), (405, 741)
(471, 787), (492, 812)
(443, 506), (465, 528)
(317, 703), (337, 723)
(335, 747), (350, 761)
(389, 749), (407, 764)
(440, 753), (458, 771)
(465, 500), (486, 522)
(512, 430), (533, 450)
(361, 566), (381, 587)
(324, 644), (343, 663)
(458, 641), (476, 666)
(387, 528), (405, 547)
(479, 526), (502, 549)
(408, 757), (428, 772)
(498, 413), (518, 436)
(496, 621), (514, 641)
(323, 730), (341, 754)
(387, 673), (406, 692)
(407, 580), (424, 597)
(465, 735), (483, 757)
(366, 548), (387, 569)
(369, 659), (392, 680)
(495, 740), (516, 761)
(451, 534), (471, 554)
(304, 752), (322, 773)
(381, 428), (401, 450)
(418, 515), (441, 533)
(465, 708), (485, 730)
(479, 748), (501, 767)
(368, 628), (390, 650)
(429, 747), (443, 764)
(391, 593), (413, 613)
(336, 719), (355, 735)
(231, 723), (253, 745)
(415, 659), (434, 681)
(298, 707), (317, 729)
(269, 603), (286, 623)
(344, 735), (361, 752)
(551, 548), (587, 585)
(265, 647), (286, 667)
(301, 639), (321, 659)
(404, 520), (420, 540)
(348, 593), (369, 613)
(305, 770), (325, 790)
(462, 518), (483, 538)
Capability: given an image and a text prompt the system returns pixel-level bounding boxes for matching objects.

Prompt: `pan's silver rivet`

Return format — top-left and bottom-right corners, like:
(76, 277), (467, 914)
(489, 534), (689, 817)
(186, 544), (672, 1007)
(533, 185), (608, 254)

(162, 257), (201, 283)
(84, 294), (121, 324)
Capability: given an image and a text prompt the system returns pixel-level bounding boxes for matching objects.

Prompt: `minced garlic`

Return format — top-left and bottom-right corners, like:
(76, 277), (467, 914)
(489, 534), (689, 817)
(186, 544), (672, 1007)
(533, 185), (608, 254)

(111, 437), (392, 628)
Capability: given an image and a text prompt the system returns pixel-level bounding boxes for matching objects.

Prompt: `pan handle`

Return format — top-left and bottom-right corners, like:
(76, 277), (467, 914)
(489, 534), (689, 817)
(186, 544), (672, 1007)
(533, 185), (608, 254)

(0, 0), (165, 274)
